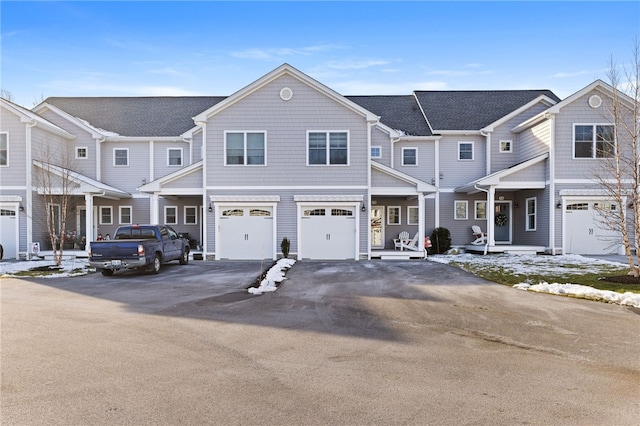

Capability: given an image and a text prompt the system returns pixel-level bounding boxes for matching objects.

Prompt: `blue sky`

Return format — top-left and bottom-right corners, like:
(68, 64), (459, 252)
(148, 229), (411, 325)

(1, 1), (638, 107)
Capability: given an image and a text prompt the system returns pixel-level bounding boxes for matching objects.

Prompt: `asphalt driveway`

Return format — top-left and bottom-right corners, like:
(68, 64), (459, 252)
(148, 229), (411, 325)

(2, 260), (639, 425)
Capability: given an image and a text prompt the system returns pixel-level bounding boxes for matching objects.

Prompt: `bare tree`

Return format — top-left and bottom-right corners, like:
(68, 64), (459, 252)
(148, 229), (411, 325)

(594, 40), (640, 276)
(0, 89), (14, 102)
(33, 143), (81, 266)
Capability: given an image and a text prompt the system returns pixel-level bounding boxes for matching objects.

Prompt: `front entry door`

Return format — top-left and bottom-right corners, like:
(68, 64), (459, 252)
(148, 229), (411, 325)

(371, 206), (384, 249)
(494, 202), (511, 243)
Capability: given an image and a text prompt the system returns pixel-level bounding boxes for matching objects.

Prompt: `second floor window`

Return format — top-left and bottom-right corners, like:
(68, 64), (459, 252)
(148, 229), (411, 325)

(308, 132), (348, 165)
(76, 147), (88, 159)
(114, 148), (129, 166)
(0, 133), (7, 166)
(402, 148), (417, 166)
(458, 142), (474, 160)
(574, 124), (614, 158)
(168, 148), (182, 166)
(225, 132), (265, 165)
(371, 146), (381, 158)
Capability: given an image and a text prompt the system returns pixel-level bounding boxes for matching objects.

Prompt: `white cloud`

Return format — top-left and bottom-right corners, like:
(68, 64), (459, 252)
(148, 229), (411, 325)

(231, 44), (343, 60)
(45, 79), (201, 96)
(552, 70), (592, 78)
(323, 59), (391, 70)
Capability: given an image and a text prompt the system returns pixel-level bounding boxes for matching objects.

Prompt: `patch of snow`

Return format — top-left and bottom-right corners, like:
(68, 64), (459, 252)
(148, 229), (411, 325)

(0, 258), (93, 278)
(515, 282), (640, 308)
(248, 258), (296, 295)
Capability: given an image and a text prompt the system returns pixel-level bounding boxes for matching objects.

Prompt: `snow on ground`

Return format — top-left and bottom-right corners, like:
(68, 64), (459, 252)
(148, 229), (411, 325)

(429, 253), (640, 308)
(248, 258), (296, 295)
(0, 258), (93, 278)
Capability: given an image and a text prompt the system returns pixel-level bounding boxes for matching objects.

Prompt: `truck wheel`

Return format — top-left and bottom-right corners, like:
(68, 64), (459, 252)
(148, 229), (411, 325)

(179, 249), (189, 265)
(151, 254), (161, 274)
(101, 269), (114, 276)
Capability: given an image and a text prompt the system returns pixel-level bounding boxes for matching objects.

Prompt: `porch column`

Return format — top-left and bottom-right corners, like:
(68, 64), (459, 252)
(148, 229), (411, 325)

(150, 193), (159, 224)
(418, 193), (425, 252)
(85, 194), (94, 252)
(488, 186), (496, 246)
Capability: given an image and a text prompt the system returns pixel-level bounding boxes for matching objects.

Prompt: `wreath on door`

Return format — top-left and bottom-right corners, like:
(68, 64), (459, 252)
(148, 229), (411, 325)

(495, 213), (508, 227)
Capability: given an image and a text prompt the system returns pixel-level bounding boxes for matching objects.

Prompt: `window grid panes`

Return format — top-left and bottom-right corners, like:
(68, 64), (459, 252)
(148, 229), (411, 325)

(185, 206), (197, 224)
(165, 207), (177, 224)
(387, 207), (400, 225)
(408, 206), (419, 225)
(574, 125), (614, 158)
(308, 132), (348, 165)
(371, 146), (381, 158)
(119, 206), (132, 224)
(526, 198), (536, 231)
(114, 149), (128, 166)
(225, 132), (265, 165)
(459, 143), (473, 160)
(76, 147), (87, 159)
(475, 201), (487, 219)
(455, 201), (468, 220)
(0, 133), (8, 165)
(168, 148), (182, 166)
(403, 148), (417, 165)
(100, 207), (112, 225)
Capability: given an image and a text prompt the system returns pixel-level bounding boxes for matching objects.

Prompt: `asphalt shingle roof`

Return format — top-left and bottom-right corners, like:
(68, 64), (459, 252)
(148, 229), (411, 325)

(347, 95), (432, 136)
(413, 90), (561, 131)
(44, 97), (227, 137)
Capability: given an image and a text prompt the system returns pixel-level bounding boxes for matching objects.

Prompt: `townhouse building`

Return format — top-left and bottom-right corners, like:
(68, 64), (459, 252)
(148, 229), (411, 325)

(0, 64), (634, 260)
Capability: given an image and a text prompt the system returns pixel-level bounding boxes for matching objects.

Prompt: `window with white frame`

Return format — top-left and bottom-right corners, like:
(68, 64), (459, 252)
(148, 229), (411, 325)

(387, 206), (401, 225)
(75, 146), (88, 159)
(499, 140), (513, 153)
(455, 200), (468, 220)
(407, 206), (419, 225)
(474, 201), (487, 220)
(574, 124), (615, 158)
(114, 148), (129, 166)
(164, 206), (178, 225)
(168, 148), (183, 166)
(99, 206), (113, 225)
(225, 132), (265, 165)
(402, 148), (417, 166)
(308, 131), (349, 165)
(526, 197), (536, 231)
(0, 133), (8, 166)
(119, 206), (132, 224)
(371, 146), (381, 158)
(458, 142), (474, 160)
(184, 206), (197, 225)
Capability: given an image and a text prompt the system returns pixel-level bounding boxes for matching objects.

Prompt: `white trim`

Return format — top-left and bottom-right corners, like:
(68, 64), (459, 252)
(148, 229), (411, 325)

(294, 195), (363, 202)
(371, 145), (382, 159)
(113, 147), (129, 167)
(207, 185), (369, 191)
(0, 201), (20, 259)
(306, 130), (350, 166)
(119, 206), (132, 225)
(458, 141), (474, 161)
(211, 195), (281, 202)
(454, 200), (468, 220)
(499, 140), (513, 153)
(474, 200), (487, 220)
(401, 147), (418, 166)
(407, 206), (419, 225)
(387, 206), (401, 225)
(0, 132), (8, 166)
(164, 206), (178, 225)
(223, 131), (267, 166)
(184, 205), (198, 225)
(75, 146), (88, 160)
(99, 206), (113, 225)
(167, 147), (183, 167)
(525, 197), (536, 231)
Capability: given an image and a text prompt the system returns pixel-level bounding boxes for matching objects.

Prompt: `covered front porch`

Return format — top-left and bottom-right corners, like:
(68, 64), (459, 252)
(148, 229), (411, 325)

(369, 162), (436, 259)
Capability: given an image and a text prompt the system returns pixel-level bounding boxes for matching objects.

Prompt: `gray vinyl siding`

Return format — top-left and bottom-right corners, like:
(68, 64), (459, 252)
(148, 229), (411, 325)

(438, 135), (485, 188)
(205, 187), (368, 259)
(371, 168), (415, 188)
(438, 192), (492, 246)
(491, 101), (551, 172)
(0, 106), (27, 185)
(205, 74), (369, 187)
(101, 141), (151, 192)
(94, 197), (151, 239)
(163, 169), (203, 189)
(501, 160), (546, 182)
(512, 188), (549, 246)
(393, 140), (436, 183)
(37, 108), (99, 179)
(517, 120), (551, 163)
(153, 141), (191, 180)
(554, 90), (616, 180)
(192, 130), (203, 162)
(371, 126), (391, 167)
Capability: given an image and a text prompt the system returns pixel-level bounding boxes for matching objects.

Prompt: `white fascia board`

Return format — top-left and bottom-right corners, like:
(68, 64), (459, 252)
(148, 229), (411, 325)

(511, 111), (551, 133)
(546, 80), (635, 114)
(456, 153), (548, 192)
(138, 160), (203, 192)
(412, 92), (435, 135)
(193, 64), (379, 123)
(371, 161), (436, 193)
(32, 102), (105, 139)
(435, 130), (482, 135)
(393, 135), (441, 143)
(106, 136), (183, 142)
(2, 100), (75, 139)
(483, 95), (557, 132)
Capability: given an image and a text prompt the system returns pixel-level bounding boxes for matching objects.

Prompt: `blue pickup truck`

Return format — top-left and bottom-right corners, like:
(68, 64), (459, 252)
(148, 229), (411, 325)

(89, 225), (190, 276)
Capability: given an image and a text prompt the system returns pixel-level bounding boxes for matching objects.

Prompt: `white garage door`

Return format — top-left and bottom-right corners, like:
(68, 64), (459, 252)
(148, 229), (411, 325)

(0, 207), (18, 260)
(218, 207), (274, 259)
(300, 207), (356, 260)
(565, 201), (620, 255)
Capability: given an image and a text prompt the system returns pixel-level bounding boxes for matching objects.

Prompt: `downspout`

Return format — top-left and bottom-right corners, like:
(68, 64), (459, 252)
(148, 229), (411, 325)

(434, 138), (440, 228)
(366, 121), (374, 260)
(196, 121), (208, 258)
(26, 121), (37, 259)
(96, 136), (105, 181)
(474, 183), (490, 254)
(547, 113), (557, 255)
